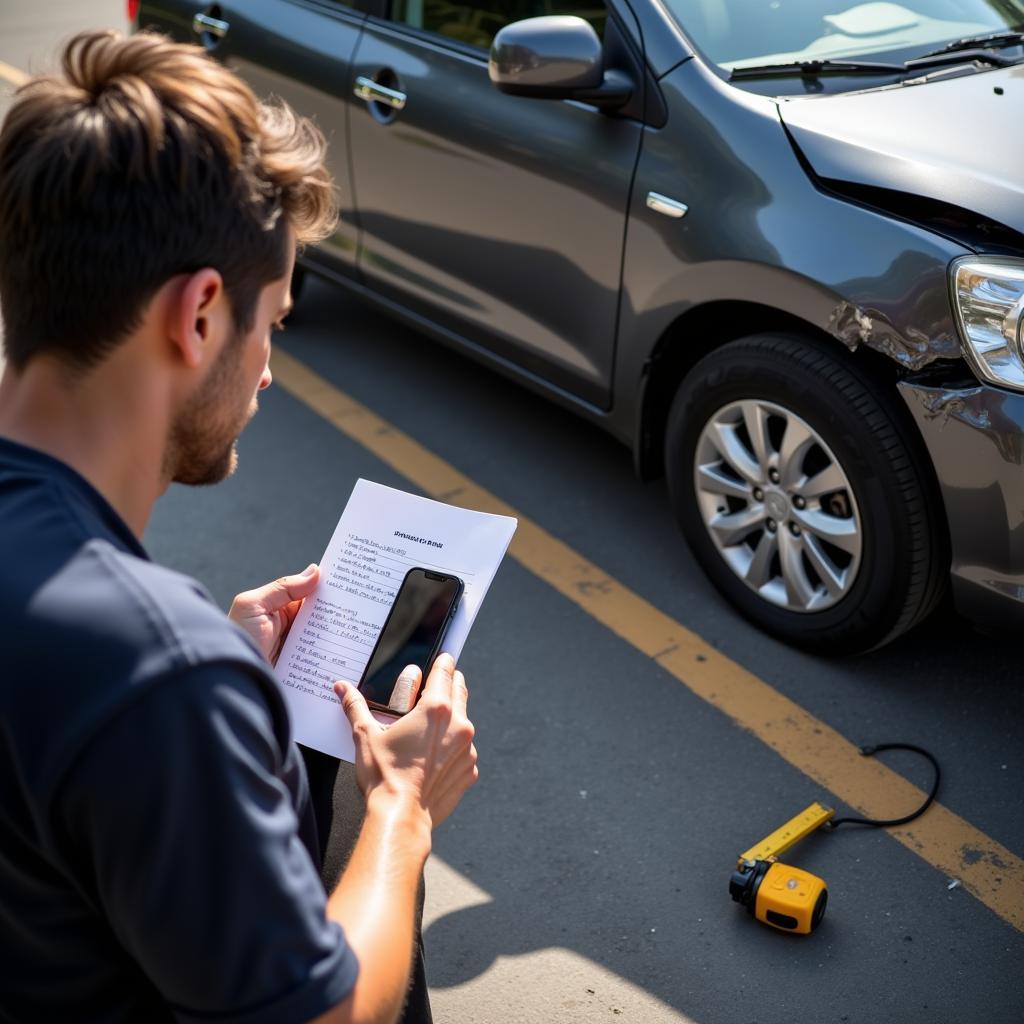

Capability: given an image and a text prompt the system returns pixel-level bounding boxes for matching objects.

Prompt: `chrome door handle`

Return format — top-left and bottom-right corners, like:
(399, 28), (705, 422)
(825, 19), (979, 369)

(646, 192), (688, 219)
(354, 76), (407, 111)
(192, 12), (230, 38)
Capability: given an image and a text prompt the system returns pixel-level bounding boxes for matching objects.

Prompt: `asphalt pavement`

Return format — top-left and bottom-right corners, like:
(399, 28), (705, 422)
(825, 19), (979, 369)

(2, 3), (1023, 1022)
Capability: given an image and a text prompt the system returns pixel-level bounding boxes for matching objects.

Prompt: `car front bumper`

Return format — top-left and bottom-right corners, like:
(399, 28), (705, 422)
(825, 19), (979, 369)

(900, 373), (1024, 629)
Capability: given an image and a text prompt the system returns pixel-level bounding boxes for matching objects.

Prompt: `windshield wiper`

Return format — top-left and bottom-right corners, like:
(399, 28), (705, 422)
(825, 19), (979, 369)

(730, 58), (906, 80)
(904, 48), (1018, 71)
(731, 39), (1021, 82)
(914, 30), (1024, 59)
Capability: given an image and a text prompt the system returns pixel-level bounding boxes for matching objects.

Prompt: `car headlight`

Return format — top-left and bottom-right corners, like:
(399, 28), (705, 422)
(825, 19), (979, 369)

(951, 256), (1024, 391)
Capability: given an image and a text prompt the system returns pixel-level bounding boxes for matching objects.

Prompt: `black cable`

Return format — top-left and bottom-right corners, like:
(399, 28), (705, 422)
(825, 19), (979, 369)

(823, 742), (940, 830)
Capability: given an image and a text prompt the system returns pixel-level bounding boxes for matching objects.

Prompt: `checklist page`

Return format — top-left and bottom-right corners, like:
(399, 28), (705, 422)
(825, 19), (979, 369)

(276, 479), (517, 760)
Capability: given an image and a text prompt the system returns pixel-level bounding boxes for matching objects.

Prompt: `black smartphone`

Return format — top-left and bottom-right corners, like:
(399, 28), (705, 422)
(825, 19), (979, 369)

(357, 567), (464, 716)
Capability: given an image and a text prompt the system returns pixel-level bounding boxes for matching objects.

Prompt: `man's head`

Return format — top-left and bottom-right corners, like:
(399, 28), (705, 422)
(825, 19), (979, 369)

(0, 30), (336, 483)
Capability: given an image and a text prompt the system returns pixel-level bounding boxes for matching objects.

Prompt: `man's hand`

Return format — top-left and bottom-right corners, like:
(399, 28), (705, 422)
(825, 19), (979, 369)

(335, 653), (478, 831)
(317, 655), (477, 1024)
(228, 564), (320, 665)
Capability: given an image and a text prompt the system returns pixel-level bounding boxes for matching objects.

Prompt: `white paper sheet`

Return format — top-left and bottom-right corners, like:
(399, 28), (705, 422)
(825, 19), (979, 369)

(276, 479), (517, 761)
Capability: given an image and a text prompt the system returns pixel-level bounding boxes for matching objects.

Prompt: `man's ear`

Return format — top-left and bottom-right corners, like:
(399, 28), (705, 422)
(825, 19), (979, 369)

(167, 268), (227, 369)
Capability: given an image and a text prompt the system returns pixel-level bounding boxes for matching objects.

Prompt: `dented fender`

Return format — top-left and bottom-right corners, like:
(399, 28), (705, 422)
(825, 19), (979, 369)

(827, 300), (961, 371)
(900, 371), (1024, 627)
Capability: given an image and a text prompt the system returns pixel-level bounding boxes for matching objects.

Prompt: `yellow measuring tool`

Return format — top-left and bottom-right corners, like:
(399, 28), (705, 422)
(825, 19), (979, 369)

(728, 744), (941, 936)
(729, 802), (835, 934)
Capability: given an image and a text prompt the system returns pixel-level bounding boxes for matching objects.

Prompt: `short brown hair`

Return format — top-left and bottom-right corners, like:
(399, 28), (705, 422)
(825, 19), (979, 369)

(0, 30), (336, 373)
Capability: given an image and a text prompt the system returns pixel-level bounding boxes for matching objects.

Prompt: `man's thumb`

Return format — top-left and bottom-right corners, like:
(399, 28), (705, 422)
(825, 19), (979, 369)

(335, 680), (374, 730)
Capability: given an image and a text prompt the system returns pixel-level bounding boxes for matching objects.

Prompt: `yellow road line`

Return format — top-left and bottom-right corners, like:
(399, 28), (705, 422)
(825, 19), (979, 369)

(272, 347), (1023, 933)
(0, 61), (31, 89)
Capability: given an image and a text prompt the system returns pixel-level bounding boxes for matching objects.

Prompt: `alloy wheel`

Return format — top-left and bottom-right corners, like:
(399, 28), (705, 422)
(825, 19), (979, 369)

(693, 399), (862, 612)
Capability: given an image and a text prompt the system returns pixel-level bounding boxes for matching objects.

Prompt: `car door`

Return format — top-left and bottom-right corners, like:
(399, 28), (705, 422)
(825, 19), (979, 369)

(171, 1), (369, 277)
(347, 0), (644, 407)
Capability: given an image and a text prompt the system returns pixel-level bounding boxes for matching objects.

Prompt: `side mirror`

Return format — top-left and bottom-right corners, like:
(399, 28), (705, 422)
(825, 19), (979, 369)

(489, 16), (631, 110)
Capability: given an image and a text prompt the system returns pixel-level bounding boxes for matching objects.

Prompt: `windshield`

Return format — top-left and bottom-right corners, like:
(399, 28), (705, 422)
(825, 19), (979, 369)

(662, 0), (1024, 72)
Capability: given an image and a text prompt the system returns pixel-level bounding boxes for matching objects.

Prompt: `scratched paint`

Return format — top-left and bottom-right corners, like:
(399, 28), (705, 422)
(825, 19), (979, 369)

(913, 386), (994, 433)
(827, 300), (960, 369)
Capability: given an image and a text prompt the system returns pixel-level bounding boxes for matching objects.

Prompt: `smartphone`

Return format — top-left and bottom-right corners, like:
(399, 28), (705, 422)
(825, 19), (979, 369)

(357, 567), (464, 716)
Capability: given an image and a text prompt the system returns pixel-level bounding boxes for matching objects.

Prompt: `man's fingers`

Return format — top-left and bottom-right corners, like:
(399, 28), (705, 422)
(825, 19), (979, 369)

(239, 564), (320, 613)
(423, 652), (456, 702)
(335, 680), (376, 732)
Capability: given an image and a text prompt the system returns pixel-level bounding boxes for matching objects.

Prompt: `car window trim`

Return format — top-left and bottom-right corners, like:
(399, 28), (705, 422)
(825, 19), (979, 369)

(287, 0), (374, 22)
(367, 11), (492, 61)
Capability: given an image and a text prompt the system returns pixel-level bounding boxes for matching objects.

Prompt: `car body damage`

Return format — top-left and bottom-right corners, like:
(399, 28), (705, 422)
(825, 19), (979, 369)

(778, 64), (1024, 238)
(780, 65), (1024, 374)
(827, 299), (960, 369)
(900, 376), (1024, 627)
(911, 383), (992, 431)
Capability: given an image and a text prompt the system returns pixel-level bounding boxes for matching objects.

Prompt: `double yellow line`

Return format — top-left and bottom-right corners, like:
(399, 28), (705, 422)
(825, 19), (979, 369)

(272, 348), (1023, 934)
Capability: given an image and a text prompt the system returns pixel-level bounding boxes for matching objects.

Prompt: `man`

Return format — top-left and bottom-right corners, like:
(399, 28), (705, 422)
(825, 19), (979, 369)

(0, 29), (477, 1024)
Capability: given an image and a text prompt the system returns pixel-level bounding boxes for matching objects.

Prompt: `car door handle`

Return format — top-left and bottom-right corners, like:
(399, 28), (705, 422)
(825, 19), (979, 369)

(354, 76), (407, 111)
(646, 192), (688, 219)
(192, 12), (230, 39)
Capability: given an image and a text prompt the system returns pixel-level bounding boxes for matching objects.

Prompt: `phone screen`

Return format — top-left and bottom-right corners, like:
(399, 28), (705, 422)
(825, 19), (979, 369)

(358, 568), (463, 714)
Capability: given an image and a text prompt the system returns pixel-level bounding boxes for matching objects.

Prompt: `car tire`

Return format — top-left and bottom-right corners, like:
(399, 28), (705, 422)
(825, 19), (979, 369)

(665, 333), (948, 654)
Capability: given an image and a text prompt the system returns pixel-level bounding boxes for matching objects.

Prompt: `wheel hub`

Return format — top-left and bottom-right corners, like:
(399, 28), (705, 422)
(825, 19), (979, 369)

(693, 399), (863, 613)
(764, 490), (788, 522)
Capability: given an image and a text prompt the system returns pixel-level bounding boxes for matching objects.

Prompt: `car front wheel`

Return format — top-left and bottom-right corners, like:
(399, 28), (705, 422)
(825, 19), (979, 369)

(665, 333), (947, 653)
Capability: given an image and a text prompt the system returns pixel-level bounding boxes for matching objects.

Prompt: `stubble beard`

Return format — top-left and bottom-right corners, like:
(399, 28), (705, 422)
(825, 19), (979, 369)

(165, 329), (259, 486)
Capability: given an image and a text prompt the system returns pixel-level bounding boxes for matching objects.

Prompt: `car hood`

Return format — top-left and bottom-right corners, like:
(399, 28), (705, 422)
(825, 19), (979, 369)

(777, 62), (1024, 237)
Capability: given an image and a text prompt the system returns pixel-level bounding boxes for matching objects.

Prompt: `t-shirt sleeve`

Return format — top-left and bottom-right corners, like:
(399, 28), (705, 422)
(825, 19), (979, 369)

(56, 663), (359, 1024)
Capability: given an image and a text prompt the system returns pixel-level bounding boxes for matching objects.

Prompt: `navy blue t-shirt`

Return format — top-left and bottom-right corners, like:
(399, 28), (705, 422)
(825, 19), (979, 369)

(0, 437), (358, 1022)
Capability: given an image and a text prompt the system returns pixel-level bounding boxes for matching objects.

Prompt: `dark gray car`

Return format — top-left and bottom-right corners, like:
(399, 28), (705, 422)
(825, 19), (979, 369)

(140, 0), (1024, 653)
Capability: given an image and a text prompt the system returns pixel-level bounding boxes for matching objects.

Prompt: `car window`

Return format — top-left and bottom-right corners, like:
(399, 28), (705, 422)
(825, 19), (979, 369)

(391, 0), (607, 51)
(660, 0), (1024, 71)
